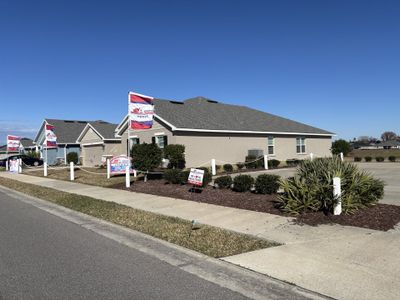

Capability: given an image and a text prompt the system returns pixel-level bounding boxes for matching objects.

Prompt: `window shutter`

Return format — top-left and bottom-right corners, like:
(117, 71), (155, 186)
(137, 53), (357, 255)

(163, 136), (168, 146)
(152, 137), (156, 144)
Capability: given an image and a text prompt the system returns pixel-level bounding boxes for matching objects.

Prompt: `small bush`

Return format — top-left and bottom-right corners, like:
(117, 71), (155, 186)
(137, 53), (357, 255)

(354, 157), (362, 162)
(163, 144), (186, 169)
(286, 159), (300, 167)
(197, 167), (212, 187)
(223, 164), (233, 173)
(179, 170), (190, 184)
(66, 152), (79, 164)
(236, 162), (245, 170)
(375, 157), (385, 162)
(365, 156), (372, 162)
(255, 174), (280, 194)
(214, 176), (233, 189)
(233, 175), (254, 192)
(131, 143), (162, 172)
(245, 155), (258, 169)
(389, 156), (396, 162)
(268, 159), (280, 169)
(163, 169), (182, 184)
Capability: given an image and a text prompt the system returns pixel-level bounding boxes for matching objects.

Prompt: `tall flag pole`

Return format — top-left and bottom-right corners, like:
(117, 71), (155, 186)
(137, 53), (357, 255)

(128, 92), (154, 132)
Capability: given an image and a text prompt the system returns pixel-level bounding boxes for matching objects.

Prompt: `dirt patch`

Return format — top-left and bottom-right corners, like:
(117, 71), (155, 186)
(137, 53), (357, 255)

(296, 204), (400, 231)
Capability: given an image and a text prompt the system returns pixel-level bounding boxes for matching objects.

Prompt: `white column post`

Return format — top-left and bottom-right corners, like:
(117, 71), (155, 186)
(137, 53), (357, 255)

(44, 162), (48, 177)
(133, 169), (137, 178)
(340, 152), (344, 162)
(5, 159), (9, 171)
(264, 155), (269, 170)
(310, 153), (314, 161)
(211, 159), (216, 176)
(70, 162), (74, 181)
(18, 158), (22, 174)
(107, 158), (111, 179)
(125, 166), (130, 188)
(333, 177), (342, 215)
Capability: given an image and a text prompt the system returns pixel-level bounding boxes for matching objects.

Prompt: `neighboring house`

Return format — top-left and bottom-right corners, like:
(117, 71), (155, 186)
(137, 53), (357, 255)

(76, 122), (122, 167)
(115, 96), (334, 167)
(34, 119), (107, 165)
(379, 140), (400, 149)
(0, 138), (36, 159)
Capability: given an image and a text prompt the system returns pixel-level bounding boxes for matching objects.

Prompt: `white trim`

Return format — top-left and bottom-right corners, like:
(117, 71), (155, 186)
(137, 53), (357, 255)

(76, 123), (105, 143)
(296, 137), (307, 154)
(128, 135), (138, 138)
(81, 142), (104, 146)
(154, 132), (165, 136)
(267, 136), (275, 155)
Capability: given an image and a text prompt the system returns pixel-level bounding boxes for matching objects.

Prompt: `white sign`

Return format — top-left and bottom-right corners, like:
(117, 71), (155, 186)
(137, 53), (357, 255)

(110, 155), (132, 175)
(188, 168), (205, 186)
(9, 159), (19, 173)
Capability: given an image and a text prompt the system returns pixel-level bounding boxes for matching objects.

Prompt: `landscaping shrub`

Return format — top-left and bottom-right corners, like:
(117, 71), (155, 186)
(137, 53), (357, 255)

(245, 155), (258, 169)
(236, 162), (245, 170)
(255, 174), (280, 194)
(197, 167), (212, 187)
(233, 175), (254, 192)
(131, 143), (162, 181)
(214, 176), (233, 189)
(375, 156), (385, 162)
(331, 139), (352, 156)
(223, 164), (233, 173)
(268, 159), (280, 169)
(279, 157), (384, 214)
(354, 157), (362, 162)
(389, 156), (396, 162)
(66, 152), (79, 164)
(179, 170), (190, 184)
(26, 150), (40, 159)
(286, 159), (300, 167)
(364, 156), (372, 162)
(163, 144), (186, 169)
(163, 169), (182, 184)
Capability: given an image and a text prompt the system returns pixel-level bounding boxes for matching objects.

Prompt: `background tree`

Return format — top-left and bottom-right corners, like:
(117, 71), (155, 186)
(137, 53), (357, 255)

(331, 139), (352, 156)
(381, 131), (397, 141)
(131, 143), (162, 182)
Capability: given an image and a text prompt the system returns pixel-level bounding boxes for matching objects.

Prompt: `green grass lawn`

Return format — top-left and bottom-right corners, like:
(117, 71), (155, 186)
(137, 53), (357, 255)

(0, 177), (279, 258)
(349, 149), (400, 159)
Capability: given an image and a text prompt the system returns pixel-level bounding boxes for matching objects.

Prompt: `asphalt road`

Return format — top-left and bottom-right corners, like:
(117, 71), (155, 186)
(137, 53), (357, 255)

(0, 189), (248, 300)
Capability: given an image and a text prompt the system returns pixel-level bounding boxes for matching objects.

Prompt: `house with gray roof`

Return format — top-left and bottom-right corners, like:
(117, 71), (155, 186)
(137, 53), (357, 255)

(33, 119), (112, 165)
(115, 96), (334, 167)
(76, 122), (122, 167)
(0, 138), (36, 159)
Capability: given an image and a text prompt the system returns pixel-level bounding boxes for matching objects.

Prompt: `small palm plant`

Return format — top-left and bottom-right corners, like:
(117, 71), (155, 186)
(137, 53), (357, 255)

(279, 157), (384, 214)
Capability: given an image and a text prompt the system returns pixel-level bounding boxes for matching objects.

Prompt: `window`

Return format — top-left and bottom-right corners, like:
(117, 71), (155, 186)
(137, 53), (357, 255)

(152, 135), (168, 149)
(296, 137), (306, 154)
(267, 137), (274, 155)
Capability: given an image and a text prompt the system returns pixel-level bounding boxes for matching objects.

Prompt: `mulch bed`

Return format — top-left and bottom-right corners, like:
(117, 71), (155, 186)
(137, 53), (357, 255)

(111, 179), (400, 231)
(296, 204), (400, 231)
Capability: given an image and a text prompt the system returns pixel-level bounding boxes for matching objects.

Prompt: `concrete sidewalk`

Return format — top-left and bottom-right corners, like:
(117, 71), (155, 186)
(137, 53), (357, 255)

(1, 172), (399, 300)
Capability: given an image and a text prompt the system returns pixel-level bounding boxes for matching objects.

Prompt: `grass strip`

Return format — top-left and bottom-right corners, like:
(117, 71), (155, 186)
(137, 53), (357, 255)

(0, 177), (279, 258)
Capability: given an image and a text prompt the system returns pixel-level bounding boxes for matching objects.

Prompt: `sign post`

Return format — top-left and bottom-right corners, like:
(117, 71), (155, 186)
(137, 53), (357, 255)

(264, 155), (269, 170)
(125, 166), (130, 188)
(333, 177), (342, 215)
(70, 162), (74, 181)
(188, 168), (205, 193)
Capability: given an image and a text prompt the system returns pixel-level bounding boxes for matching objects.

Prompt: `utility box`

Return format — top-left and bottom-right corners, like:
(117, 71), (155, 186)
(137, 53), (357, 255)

(248, 149), (264, 157)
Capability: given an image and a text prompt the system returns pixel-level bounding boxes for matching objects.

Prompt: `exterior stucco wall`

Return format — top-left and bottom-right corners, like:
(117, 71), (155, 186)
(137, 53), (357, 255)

(80, 127), (102, 143)
(81, 142), (123, 167)
(175, 134), (332, 167)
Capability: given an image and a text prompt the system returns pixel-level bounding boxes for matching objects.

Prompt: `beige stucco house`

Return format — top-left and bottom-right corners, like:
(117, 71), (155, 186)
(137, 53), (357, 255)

(115, 96), (334, 167)
(76, 122), (123, 167)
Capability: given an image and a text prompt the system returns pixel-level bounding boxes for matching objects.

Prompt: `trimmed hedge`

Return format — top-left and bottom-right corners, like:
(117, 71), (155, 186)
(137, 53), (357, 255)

(163, 169), (182, 184)
(286, 159), (300, 167)
(268, 159), (280, 169)
(375, 157), (385, 162)
(255, 174), (280, 194)
(66, 152), (79, 164)
(233, 175), (254, 192)
(223, 164), (233, 173)
(365, 156), (372, 162)
(389, 156), (396, 162)
(354, 157), (362, 162)
(214, 176), (233, 189)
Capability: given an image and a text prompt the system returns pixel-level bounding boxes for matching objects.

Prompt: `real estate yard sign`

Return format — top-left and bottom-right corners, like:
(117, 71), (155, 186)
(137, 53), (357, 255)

(7, 135), (21, 152)
(110, 155), (133, 175)
(128, 92), (154, 131)
(188, 168), (205, 186)
(9, 159), (18, 173)
(45, 123), (57, 148)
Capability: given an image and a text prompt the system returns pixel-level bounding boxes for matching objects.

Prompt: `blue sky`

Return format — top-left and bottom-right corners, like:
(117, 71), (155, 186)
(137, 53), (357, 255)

(1, 0), (399, 143)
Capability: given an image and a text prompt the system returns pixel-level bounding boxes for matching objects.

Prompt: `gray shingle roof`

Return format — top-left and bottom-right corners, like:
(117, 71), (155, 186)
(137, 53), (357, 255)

(41, 119), (112, 144)
(20, 138), (34, 148)
(87, 122), (119, 140)
(152, 96), (333, 135)
(380, 140), (400, 147)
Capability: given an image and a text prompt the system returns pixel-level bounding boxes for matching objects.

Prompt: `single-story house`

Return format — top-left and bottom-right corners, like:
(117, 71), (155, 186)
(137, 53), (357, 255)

(379, 140), (400, 149)
(0, 138), (36, 159)
(33, 119), (110, 165)
(76, 122), (122, 167)
(115, 96), (334, 167)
